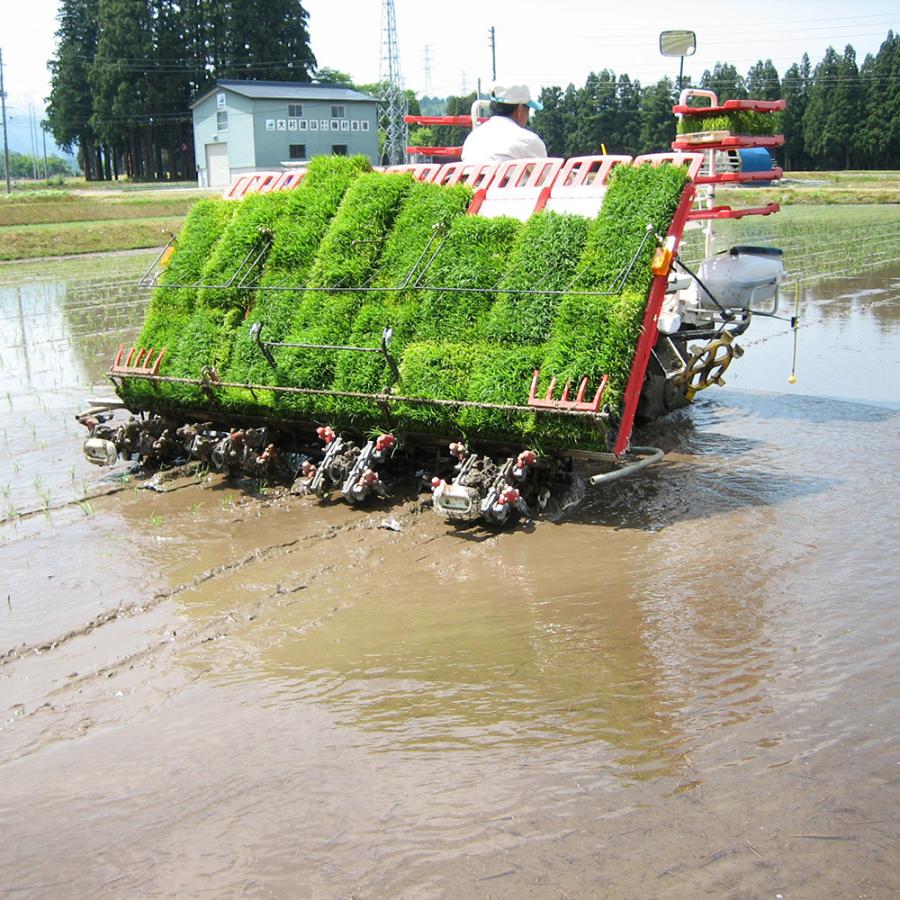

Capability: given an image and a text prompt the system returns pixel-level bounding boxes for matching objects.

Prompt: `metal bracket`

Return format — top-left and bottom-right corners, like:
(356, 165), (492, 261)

(110, 344), (167, 377)
(527, 369), (607, 413)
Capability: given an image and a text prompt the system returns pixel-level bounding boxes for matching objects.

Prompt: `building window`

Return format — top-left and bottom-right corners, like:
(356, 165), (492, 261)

(298, 119), (308, 131)
(217, 111), (228, 131)
(340, 120), (350, 131)
(331, 105), (345, 118)
(288, 103), (303, 117)
(309, 120), (318, 131)
(289, 144), (307, 160)
(351, 121), (360, 131)
(332, 144), (348, 156)
(360, 120), (370, 132)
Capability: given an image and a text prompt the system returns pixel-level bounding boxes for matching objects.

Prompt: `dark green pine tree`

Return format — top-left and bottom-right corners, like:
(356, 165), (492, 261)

(222, 0), (316, 80)
(700, 62), (747, 101)
(837, 46), (865, 167)
(532, 86), (566, 157)
(46, 0), (103, 179)
(569, 70), (618, 156)
(803, 47), (842, 169)
(745, 59), (781, 100)
(637, 78), (676, 155)
(558, 84), (580, 157)
(147, 0), (201, 178)
(781, 55), (812, 170)
(90, 0), (155, 178)
(614, 75), (643, 155)
(858, 32), (899, 167)
(805, 46), (862, 169)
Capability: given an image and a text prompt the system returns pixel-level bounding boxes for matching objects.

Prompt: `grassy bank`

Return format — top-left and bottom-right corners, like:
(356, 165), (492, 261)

(0, 185), (215, 260)
(717, 170), (900, 207)
(0, 217), (186, 261)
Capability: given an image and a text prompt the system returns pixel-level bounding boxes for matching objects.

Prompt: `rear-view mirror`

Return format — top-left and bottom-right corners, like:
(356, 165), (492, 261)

(659, 30), (697, 58)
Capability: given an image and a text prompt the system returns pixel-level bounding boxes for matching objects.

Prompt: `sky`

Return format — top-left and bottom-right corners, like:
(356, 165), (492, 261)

(2, 0), (897, 149)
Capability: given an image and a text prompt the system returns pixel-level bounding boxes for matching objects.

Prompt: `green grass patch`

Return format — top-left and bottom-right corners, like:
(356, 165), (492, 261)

(0, 216), (185, 261)
(0, 194), (206, 227)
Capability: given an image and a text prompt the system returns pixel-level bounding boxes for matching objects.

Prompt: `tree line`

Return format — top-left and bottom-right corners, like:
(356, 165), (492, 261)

(0, 151), (77, 179)
(47, 11), (898, 181)
(46, 0), (316, 181)
(426, 32), (900, 170)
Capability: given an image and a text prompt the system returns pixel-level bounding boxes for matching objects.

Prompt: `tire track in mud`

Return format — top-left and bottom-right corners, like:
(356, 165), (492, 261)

(0, 490), (455, 761)
(2, 492), (429, 666)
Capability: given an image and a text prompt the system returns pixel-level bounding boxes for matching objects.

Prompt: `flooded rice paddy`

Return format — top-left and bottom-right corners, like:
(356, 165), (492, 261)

(0, 246), (898, 897)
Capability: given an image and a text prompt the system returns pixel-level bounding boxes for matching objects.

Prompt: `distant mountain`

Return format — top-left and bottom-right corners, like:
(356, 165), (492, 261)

(4, 116), (77, 162)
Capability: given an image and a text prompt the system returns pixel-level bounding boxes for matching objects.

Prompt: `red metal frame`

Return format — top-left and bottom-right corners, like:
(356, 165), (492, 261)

(672, 135), (784, 150)
(688, 202), (780, 221)
(404, 115), (487, 126)
(613, 183), (696, 456)
(694, 168), (783, 185)
(405, 146), (462, 157)
(673, 99), (786, 115)
(528, 371), (608, 414)
(111, 344), (167, 377)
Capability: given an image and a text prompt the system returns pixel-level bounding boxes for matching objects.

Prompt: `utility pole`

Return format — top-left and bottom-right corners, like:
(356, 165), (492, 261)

(379, 0), (408, 165)
(28, 103), (38, 179)
(489, 26), (496, 83)
(0, 48), (10, 194)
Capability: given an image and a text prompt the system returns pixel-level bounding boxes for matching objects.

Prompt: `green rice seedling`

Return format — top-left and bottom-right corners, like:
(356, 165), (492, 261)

(457, 344), (545, 442)
(540, 291), (616, 403)
(137, 198), (236, 348)
(275, 172), (413, 418)
(415, 215), (521, 343)
(597, 290), (648, 409)
(328, 180), (472, 424)
(196, 191), (292, 314)
(394, 341), (492, 434)
(160, 306), (241, 407)
(676, 110), (776, 136)
(482, 211), (590, 345)
(573, 163), (689, 299)
(223, 156), (372, 411)
(120, 198), (235, 408)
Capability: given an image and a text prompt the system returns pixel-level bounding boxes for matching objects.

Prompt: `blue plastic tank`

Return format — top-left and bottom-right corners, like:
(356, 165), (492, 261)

(738, 147), (773, 184)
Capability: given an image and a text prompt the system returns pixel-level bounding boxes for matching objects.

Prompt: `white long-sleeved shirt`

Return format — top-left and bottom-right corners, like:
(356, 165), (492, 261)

(460, 115), (547, 163)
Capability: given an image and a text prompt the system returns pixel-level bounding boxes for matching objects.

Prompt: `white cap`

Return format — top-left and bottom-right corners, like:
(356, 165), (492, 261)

(490, 84), (543, 111)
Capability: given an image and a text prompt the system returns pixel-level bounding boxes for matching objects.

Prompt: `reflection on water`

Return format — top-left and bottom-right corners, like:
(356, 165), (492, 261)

(727, 265), (900, 406)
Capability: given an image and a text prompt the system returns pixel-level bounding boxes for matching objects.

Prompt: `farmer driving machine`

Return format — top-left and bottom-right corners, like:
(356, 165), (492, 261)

(79, 88), (788, 526)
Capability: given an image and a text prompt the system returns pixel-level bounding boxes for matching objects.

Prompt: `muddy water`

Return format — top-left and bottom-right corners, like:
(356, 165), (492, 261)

(0, 254), (898, 897)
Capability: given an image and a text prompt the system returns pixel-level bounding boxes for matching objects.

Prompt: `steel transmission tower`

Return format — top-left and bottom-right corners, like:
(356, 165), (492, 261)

(379, 0), (408, 165)
(423, 44), (433, 96)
